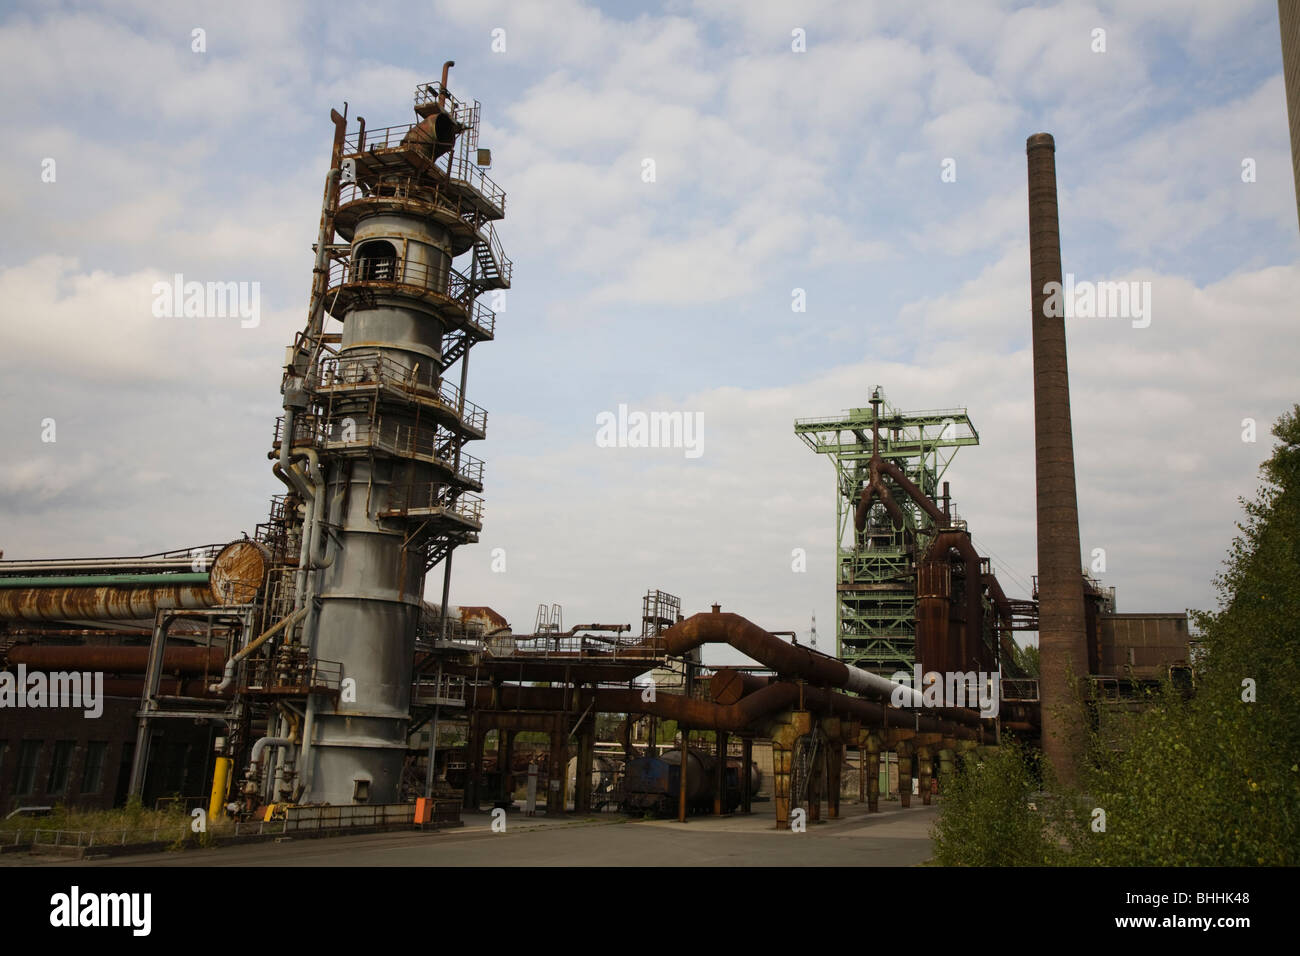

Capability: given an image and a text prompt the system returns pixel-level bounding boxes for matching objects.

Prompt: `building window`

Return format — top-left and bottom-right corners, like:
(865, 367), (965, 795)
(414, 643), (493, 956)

(81, 742), (108, 794)
(46, 741), (75, 796)
(14, 741), (42, 796)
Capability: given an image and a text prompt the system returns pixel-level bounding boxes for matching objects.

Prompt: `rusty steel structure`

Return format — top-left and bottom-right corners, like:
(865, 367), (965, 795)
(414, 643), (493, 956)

(451, 599), (994, 826)
(261, 65), (509, 806)
(796, 390), (982, 674)
(798, 390), (1030, 682)
(1, 74), (1206, 831)
(1026, 132), (1089, 786)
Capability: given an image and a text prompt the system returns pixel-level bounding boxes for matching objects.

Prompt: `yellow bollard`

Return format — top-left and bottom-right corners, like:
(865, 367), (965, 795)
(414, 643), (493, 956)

(208, 756), (233, 820)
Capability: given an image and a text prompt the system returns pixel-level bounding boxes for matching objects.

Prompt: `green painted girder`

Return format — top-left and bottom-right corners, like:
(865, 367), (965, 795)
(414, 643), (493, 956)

(799, 389), (981, 668)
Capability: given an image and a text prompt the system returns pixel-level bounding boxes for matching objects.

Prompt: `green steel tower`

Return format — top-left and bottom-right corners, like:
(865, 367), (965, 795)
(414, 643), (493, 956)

(795, 388), (978, 675)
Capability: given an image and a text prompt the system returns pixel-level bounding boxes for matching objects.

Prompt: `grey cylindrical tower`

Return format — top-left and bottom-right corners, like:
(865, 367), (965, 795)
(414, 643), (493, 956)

(293, 75), (507, 804)
(1026, 132), (1088, 787)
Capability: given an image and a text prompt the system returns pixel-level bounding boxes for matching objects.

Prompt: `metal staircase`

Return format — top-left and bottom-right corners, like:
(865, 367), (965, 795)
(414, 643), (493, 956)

(472, 222), (511, 290)
(792, 730), (821, 814)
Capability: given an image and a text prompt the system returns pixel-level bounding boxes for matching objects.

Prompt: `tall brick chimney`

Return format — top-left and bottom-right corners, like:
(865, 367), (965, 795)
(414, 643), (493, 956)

(1026, 132), (1089, 787)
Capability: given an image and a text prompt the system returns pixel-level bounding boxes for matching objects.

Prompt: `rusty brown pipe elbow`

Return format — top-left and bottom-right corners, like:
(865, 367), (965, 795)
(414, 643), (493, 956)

(879, 460), (949, 528)
(438, 60), (455, 108)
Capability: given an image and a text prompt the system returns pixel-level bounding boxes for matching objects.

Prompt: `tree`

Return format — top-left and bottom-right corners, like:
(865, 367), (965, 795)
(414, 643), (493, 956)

(934, 406), (1300, 865)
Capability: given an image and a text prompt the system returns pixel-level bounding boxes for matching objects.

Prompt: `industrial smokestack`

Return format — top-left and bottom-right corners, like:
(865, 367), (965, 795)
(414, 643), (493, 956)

(1026, 132), (1089, 787)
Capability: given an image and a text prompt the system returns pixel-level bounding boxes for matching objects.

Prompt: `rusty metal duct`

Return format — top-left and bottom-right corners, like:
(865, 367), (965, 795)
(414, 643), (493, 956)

(468, 682), (980, 740)
(5, 645), (226, 675)
(656, 608), (948, 712)
(1026, 132), (1089, 785)
(0, 540), (267, 622)
(853, 393), (948, 534)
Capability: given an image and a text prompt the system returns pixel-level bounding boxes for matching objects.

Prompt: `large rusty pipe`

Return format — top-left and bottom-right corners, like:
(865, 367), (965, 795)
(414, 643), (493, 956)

(708, 668), (771, 705)
(5, 645), (226, 674)
(469, 682), (979, 740)
(921, 530), (986, 673)
(0, 541), (266, 623)
(438, 60), (454, 108)
(472, 683), (800, 733)
(660, 610), (924, 706)
(708, 667), (982, 733)
(878, 460), (950, 528)
(0, 584), (220, 622)
(1027, 132), (1089, 785)
(853, 461), (909, 532)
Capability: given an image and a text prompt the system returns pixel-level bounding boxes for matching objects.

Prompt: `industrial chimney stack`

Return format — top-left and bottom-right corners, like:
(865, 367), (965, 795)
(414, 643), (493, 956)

(1026, 133), (1089, 786)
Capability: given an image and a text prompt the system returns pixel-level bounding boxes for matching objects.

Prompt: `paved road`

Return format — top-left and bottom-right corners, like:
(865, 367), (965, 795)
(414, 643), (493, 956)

(15, 802), (939, 867)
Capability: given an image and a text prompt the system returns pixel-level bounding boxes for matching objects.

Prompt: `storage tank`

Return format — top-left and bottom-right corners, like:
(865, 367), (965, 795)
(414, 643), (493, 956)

(622, 748), (748, 815)
(565, 754), (620, 809)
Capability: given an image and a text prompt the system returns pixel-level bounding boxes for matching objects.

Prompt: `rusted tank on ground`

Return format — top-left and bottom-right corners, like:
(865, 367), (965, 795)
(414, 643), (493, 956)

(621, 748), (746, 816)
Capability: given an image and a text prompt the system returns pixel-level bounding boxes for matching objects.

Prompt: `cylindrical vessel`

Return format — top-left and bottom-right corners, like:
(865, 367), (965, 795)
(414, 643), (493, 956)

(301, 102), (498, 803)
(0, 540), (266, 622)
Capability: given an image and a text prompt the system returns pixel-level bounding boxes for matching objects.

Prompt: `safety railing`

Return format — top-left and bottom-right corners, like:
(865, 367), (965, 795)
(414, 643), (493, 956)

(501, 633), (665, 661)
(476, 220), (513, 285)
(411, 672), (470, 706)
(327, 259), (496, 338)
(344, 122), (420, 154)
(1000, 678), (1040, 702)
(310, 352), (489, 434)
(413, 81), (467, 117)
(384, 485), (485, 524)
(244, 647), (343, 696)
(338, 179), (496, 234)
(322, 417), (484, 481)
(341, 123), (505, 216)
(7, 821), (289, 849)
(447, 153), (506, 214)
(276, 413), (482, 480)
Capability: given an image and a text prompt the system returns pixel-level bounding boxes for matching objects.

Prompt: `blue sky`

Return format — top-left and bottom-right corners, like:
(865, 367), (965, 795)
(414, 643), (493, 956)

(1, 0), (1297, 663)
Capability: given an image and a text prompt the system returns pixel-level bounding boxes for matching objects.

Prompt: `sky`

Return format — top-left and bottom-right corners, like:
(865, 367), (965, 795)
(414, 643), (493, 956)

(1, 0), (1297, 667)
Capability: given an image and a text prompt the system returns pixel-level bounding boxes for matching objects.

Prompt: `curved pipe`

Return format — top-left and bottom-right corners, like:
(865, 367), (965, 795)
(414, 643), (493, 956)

(247, 737), (294, 782)
(878, 460), (949, 528)
(208, 605), (308, 693)
(853, 459), (911, 533)
(438, 60), (455, 108)
(470, 683), (979, 739)
(473, 683), (799, 733)
(658, 609), (926, 708)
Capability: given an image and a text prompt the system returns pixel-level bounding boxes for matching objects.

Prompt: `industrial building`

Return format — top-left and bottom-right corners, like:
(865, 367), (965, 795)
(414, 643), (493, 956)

(0, 67), (1197, 843)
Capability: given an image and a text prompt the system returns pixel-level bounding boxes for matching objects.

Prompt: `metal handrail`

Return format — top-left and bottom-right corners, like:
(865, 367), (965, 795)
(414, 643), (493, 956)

(310, 352), (489, 433)
(321, 418), (486, 480)
(795, 407), (970, 427)
(477, 220), (513, 285)
(338, 180), (494, 235)
(413, 81), (465, 116)
(273, 414), (485, 483)
(386, 484), (485, 523)
(502, 634), (665, 661)
(327, 259), (496, 338)
(340, 124), (506, 215)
